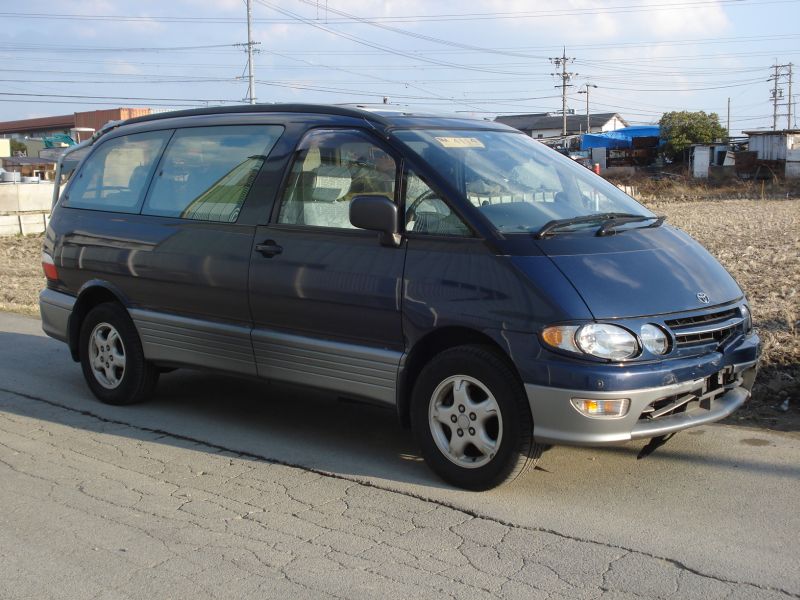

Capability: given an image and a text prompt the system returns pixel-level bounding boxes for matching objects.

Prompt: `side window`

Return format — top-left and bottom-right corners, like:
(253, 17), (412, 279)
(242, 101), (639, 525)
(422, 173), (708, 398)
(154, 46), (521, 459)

(405, 171), (470, 237)
(277, 129), (397, 229)
(65, 131), (169, 213)
(143, 125), (283, 222)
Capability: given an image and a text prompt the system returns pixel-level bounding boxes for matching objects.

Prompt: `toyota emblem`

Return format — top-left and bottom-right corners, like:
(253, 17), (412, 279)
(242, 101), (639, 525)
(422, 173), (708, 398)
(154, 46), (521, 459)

(697, 292), (710, 304)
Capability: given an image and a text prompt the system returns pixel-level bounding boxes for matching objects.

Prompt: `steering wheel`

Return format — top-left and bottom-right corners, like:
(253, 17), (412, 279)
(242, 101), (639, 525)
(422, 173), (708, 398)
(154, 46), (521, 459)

(405, 188), (440, 225)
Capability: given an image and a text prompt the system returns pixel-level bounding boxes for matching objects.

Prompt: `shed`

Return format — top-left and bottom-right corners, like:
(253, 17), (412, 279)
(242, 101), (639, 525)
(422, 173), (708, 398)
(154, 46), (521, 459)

(743, 130), (800, 161)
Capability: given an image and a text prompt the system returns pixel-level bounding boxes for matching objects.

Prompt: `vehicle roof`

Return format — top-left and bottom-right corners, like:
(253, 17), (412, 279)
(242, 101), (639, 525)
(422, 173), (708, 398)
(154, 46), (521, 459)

(120, 103), (514, 132)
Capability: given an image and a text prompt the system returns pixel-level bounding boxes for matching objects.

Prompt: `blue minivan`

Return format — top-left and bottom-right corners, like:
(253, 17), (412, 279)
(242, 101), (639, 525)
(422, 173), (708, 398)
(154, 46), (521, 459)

(40, 104), (760, 489)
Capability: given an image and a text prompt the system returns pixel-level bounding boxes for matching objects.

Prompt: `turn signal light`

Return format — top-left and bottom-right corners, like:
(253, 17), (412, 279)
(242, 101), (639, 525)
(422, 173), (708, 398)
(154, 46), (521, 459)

(570, 398), (630, 418)
(42, 252), (58, 281)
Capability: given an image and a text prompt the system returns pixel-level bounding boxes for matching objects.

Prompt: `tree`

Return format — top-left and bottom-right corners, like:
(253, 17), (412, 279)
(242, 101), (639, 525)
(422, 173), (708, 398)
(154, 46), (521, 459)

(10, 140), (27, 156)
(659, 111), (727, 162)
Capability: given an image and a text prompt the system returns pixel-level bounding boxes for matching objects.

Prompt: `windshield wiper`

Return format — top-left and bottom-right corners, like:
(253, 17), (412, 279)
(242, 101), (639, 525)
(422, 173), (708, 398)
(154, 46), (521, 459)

(535, 213), (665, 238)
(535, 213), (641, 239)
(596, 215), (665, 237)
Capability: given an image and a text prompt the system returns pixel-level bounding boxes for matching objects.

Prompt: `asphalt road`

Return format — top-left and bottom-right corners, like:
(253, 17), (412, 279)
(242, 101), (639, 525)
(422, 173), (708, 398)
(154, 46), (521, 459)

(1, 311), (798, 599)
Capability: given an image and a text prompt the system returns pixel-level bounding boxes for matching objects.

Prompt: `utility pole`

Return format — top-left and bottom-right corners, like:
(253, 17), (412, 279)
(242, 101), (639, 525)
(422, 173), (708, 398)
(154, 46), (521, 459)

(550, 49), (575, 137)
(768, 62), (793, 131)
(770, 64), (781, 130)
(578, 84), (597, 133)
(246, 0), (256, 104)
(727, 97), (731, 138)
(788, 63), (793, 130)
(235, 0), (260, 103)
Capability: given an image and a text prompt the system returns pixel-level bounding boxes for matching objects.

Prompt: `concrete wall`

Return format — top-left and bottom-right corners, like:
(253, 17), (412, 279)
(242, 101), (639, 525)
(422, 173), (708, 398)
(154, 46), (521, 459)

(692, 146), (711, 178)
(0, 182), (54, 236)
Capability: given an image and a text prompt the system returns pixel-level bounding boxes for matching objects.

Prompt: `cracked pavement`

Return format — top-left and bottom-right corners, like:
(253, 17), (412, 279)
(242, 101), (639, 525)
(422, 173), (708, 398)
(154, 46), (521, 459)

(1, 312), (799, 599)
(1, 390), (796, 600)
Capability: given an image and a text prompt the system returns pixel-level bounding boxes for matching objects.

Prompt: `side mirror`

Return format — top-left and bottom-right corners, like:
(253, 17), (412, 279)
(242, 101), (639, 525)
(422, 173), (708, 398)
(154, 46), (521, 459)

(349, 195), (401, 247)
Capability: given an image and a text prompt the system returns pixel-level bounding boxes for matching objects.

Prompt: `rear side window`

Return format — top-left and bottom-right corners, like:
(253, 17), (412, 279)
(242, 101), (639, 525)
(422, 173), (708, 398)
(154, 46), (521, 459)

(143, 125), (283, 223)
(64, 131), (170, 213)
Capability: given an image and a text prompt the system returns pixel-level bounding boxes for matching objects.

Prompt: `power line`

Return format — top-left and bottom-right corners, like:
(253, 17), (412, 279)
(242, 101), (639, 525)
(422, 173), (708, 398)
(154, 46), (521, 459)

(0, 92), (240, 104)
(1, 1), (795, 24)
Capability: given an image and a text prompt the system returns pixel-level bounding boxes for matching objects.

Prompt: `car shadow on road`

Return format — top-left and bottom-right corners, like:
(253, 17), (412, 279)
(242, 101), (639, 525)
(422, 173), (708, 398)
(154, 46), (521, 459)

(1, 328), (798, 490)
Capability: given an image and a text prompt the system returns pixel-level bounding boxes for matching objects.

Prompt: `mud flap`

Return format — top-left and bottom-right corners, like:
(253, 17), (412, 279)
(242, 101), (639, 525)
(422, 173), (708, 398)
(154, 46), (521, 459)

(637, 433), (675, 460)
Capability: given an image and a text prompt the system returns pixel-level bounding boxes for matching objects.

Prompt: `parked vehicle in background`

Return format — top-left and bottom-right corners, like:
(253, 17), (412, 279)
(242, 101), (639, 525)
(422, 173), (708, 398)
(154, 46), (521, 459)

(39, 104), (760, 489)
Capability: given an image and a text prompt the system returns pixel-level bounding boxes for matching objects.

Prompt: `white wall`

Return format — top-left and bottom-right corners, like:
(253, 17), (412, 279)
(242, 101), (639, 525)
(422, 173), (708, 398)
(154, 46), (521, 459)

(0, 182), (54, 236)
(692, 146), (711, 178)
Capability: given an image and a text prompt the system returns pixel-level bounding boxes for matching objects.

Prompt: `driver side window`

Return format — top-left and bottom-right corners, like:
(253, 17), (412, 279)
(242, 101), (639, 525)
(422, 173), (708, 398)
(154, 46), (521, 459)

(404, 171), (470, 237)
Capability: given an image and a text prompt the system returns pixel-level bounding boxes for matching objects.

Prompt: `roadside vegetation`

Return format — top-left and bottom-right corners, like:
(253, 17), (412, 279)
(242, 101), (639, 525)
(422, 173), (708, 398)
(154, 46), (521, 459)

(1, 197), (797, 431)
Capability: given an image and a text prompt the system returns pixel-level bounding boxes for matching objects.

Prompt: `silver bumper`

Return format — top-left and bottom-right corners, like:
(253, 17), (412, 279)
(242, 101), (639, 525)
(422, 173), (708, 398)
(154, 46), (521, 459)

(39, 288), (75, 343)
(527, 361), (758, 445)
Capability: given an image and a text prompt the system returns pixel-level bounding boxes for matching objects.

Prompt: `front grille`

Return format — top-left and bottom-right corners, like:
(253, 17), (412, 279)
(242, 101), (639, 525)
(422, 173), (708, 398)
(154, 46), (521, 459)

(665, 308), (737, 329)
(673, 328), (735, 347)
(639, 367), (740, 422)
(665, 308), (741, 348)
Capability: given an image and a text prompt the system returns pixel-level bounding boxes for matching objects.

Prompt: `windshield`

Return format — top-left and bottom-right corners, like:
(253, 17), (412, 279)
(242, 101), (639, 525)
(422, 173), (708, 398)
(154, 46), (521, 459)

(393, 129), (653, 233)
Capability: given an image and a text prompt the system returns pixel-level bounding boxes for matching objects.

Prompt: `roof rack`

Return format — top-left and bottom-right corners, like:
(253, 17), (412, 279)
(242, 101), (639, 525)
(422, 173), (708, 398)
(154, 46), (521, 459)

(123, 103), (391, 127)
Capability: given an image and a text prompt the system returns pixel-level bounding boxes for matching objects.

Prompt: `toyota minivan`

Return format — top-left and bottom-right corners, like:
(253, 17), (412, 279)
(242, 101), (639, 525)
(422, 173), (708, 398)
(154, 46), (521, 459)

(39, 104), (760, 489)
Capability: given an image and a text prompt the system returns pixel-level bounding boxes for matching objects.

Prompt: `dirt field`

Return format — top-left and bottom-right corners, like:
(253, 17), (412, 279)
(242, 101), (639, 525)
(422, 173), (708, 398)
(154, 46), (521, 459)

(1, 198), (798, 430)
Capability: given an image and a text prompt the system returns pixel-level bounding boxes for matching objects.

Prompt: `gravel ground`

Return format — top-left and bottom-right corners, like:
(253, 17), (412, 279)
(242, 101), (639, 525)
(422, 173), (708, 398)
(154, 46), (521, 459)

(1, 197), (797, 430)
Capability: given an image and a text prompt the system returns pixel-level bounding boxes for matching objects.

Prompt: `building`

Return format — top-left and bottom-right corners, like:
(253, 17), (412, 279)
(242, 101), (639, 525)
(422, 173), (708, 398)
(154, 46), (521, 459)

(494, 112), (627, 139)
(743, 129), (800, 161)
(0, 108), (152, 143)
(743, 129), (800, 179)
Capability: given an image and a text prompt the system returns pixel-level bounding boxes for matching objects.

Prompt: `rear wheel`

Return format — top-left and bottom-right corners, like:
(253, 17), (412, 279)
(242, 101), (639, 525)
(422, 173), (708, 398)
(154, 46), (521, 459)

(411, 345), (542, 490)
(79, 302), (159, 405)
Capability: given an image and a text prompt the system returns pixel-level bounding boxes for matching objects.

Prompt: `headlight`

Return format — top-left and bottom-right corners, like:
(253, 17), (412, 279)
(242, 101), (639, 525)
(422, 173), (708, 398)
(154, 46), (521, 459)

(741, 304), (753, 333)
(575, 323), (638, 360)
(640, 324), (669, 355)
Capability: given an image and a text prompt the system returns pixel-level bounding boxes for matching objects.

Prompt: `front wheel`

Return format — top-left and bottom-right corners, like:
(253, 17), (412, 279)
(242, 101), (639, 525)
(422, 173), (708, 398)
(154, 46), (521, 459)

(79, 302), (159, 405)
(411, 345), (543, 490)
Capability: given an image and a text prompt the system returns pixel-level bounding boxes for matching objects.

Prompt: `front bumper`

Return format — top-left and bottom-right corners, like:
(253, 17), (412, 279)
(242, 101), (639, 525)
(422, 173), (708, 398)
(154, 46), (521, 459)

(527, 360), (758, 445)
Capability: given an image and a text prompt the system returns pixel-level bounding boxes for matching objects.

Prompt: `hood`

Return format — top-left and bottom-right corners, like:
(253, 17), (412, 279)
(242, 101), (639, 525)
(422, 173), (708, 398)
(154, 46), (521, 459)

(536, 225), (743, 319)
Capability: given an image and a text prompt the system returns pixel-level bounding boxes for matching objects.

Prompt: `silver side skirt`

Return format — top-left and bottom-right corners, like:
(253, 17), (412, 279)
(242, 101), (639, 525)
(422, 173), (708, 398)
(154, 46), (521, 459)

(131, 309), (257, 376)
(252, 329), (401, 406)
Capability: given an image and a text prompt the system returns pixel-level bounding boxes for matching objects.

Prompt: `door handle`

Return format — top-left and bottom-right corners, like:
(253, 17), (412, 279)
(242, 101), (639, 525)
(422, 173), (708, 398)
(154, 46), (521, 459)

(255, 240), (283, 257)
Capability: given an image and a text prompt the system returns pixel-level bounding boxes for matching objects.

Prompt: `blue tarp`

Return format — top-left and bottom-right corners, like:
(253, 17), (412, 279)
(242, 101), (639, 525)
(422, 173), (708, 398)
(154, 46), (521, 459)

(580, 125), (661, 150)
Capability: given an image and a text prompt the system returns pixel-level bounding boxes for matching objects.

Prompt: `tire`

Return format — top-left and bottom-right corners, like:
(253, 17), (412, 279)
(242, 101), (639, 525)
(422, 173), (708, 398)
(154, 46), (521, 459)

(79, 302), (159, 406)
(411, 345), (542, 490)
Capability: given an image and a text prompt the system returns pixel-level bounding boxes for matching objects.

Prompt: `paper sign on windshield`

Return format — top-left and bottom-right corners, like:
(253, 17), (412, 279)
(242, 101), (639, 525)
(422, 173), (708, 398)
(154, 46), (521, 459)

(434, 137), (485, 148)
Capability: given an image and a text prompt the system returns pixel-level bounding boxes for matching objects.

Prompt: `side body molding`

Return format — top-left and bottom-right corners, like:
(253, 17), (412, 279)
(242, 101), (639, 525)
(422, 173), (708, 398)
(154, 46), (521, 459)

(130, 309), (257, 376)
(252, 329), (402, 406)
(130, 309), (401, 405)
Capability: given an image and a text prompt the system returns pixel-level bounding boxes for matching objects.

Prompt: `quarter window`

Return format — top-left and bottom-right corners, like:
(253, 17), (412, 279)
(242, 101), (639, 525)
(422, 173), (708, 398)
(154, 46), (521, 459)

(143, 125), (283, 222)
(64, 130), (170, 213)
(277, 129), (397, 229)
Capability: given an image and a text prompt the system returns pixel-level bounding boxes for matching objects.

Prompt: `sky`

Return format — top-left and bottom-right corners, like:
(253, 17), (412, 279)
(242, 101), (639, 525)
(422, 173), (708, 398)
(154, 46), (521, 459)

(2, 0), (799, 135)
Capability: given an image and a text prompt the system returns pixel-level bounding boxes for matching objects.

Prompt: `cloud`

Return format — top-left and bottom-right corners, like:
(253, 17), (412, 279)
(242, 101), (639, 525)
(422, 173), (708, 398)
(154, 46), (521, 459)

(105, 60), (145, 75)
(628, 0), (731, 37)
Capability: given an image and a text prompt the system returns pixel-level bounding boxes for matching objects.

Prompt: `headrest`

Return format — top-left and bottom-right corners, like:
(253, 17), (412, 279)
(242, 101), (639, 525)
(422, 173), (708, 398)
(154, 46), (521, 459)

(311, 165), (352, 202)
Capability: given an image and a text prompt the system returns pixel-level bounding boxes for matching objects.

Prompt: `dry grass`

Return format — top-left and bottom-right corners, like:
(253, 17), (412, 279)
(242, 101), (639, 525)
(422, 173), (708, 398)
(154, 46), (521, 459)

(0, 233), (43, 317)
(643, 198), (800, 429)
(1, 198), (798, 430)
(610, 173), (800, 202)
